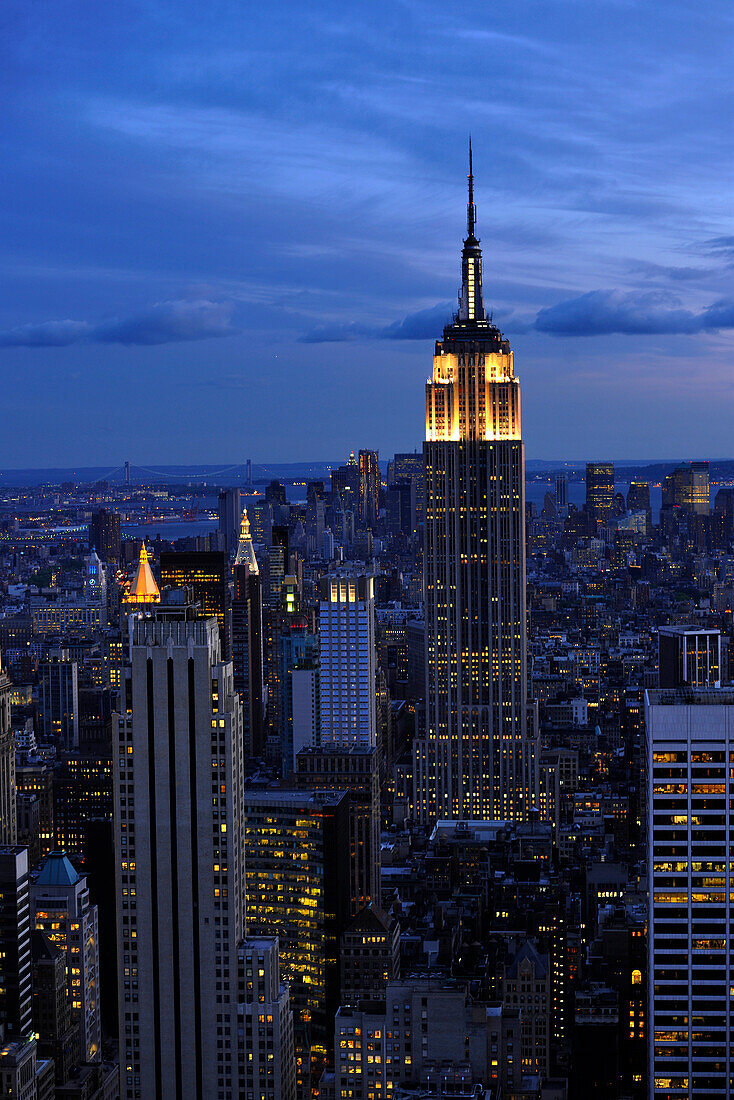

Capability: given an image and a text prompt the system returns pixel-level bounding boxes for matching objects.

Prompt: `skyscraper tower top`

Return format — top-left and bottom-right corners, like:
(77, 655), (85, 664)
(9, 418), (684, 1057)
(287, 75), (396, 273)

(426, 146), (519, 444)
(233, 508), (259, 573)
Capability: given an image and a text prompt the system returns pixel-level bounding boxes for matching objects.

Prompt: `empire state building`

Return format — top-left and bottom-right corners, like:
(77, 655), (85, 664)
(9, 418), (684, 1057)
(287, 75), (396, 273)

(416, 147), (536, 822)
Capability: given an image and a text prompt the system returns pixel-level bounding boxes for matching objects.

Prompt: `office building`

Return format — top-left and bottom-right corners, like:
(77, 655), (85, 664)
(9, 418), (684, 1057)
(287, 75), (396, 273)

(319, 575), (376, 748)
(30, 851), (101, 1063)
(232, 509), (265, 756)
(0, 846), (33, 1041)
(501, 941), (550, 1076)
(160, 550), (231, 656)
(555, 474), (568, 509)
(0, 661), (16, 844)
(52, 752), (113, 858)
(418, 148), (534, 821)
(385, 479), (415, 539)
(244, 788), (351, 1078)
(330, 455), (360, 515)
(31, 930), (81, 1085)
(392, 452), (425, 529)
(39, 650), (79, 748)
(89, 508), (121, 564)
(217, 487), (242, 557)
(265, 480), (287, 506)
(279, 615), (319, 777)
(627, 480), (652, 531)
(358, 450), (380, 529)
(295, 744), (380, 914)
(662, 461), (709, 516)
(645, 687), (734, 1098)
(586, 462), (615, 527)
(237, 939), (295, 1100)
(334, 978), (522, 1100)
(338, 905), (400, 1007)
(114, 603), (246, 1099)
(658, 625), (721, 689)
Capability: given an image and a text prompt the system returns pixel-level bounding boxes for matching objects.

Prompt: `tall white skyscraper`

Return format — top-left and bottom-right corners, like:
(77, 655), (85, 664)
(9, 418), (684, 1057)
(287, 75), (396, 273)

(645, 686), (734, 1098)
(115, 600), (293, 1100)
(417, 145), (535, 822)
(319, 575), (376, 747)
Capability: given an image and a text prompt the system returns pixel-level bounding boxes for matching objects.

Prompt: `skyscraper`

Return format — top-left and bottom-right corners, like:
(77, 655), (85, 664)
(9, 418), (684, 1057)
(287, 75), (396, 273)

(115, 599), (292, 1100)
(645, 687), (734, 1098)
(585, 462), (615, 527)
(418, 146), (534, 821)
(319, 575), (376, 748)
(0, 660), (16, 844)
(232, 509), (265, 756)
(555, 474), (568, 509)
(89, 508), (121, 564)
(115, 603), (246, 1099)
(358, 450), (380, 529)
(159, 550), (231, 657)
(217, 487), (242, 557)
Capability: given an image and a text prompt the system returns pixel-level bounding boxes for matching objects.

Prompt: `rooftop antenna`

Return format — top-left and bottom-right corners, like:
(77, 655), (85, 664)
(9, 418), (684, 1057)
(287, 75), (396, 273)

(467, 136), (477, 239)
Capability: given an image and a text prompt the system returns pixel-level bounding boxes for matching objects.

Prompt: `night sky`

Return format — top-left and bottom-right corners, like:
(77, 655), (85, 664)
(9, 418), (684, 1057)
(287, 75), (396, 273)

(3, 1), (734, 466)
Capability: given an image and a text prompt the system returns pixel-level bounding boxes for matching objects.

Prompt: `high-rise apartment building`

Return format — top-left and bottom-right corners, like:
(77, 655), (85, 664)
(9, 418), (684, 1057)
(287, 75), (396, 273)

(0, 661), (16, 844)
(586, 462), (615, 527)
(418, 148), (534, 821)
(358, 450), (380, 529)
(159, 550), (231, 657)
(30, 851), (101, 1063)
(319, 575), (376, 748)
(645, 687), (734, 1098)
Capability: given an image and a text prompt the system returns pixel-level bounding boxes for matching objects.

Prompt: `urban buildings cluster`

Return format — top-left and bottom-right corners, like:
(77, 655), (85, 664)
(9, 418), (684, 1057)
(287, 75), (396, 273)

(0, 163), (731, 1100)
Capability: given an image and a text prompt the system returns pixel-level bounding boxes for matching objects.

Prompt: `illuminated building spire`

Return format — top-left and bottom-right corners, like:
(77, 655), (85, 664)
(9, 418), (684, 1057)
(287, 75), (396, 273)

(125, 542), (160, 604)
(457, 139), (487, 324)
(233, 508), (259, 573)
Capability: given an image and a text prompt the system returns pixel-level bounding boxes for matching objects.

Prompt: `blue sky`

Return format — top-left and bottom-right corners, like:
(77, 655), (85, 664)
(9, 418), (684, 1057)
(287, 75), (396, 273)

(2, 0), (734, 465)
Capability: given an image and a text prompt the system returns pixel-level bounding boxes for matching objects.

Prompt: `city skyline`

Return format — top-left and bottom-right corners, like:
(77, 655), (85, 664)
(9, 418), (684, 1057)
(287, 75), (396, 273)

(3, 1), (734, 464)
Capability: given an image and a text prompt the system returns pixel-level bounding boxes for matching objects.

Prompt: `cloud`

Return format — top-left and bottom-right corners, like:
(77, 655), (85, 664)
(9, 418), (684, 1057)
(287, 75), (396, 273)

(534, 289), (734, 337)
(301, 302), (455, 343)
(0, 299), (238, 348)
(380, 302), (454, 340)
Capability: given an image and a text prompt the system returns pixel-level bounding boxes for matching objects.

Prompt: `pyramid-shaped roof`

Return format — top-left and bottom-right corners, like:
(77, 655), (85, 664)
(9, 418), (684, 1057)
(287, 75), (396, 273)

(126, 542), (160, 603)
(36, 851), (79, 888)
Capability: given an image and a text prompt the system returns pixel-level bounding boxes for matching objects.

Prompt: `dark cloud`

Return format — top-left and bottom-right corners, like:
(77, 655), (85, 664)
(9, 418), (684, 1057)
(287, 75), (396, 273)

(533, 289), (734, 337)
(300, 303), (454, 344)
(0, 299), (238, 348)
(380, 302), (453, 340)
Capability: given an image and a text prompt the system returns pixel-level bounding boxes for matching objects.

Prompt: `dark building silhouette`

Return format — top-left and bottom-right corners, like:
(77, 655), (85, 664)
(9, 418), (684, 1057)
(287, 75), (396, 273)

(88, 508), (121, 563)
(160, 550), (231, 657)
